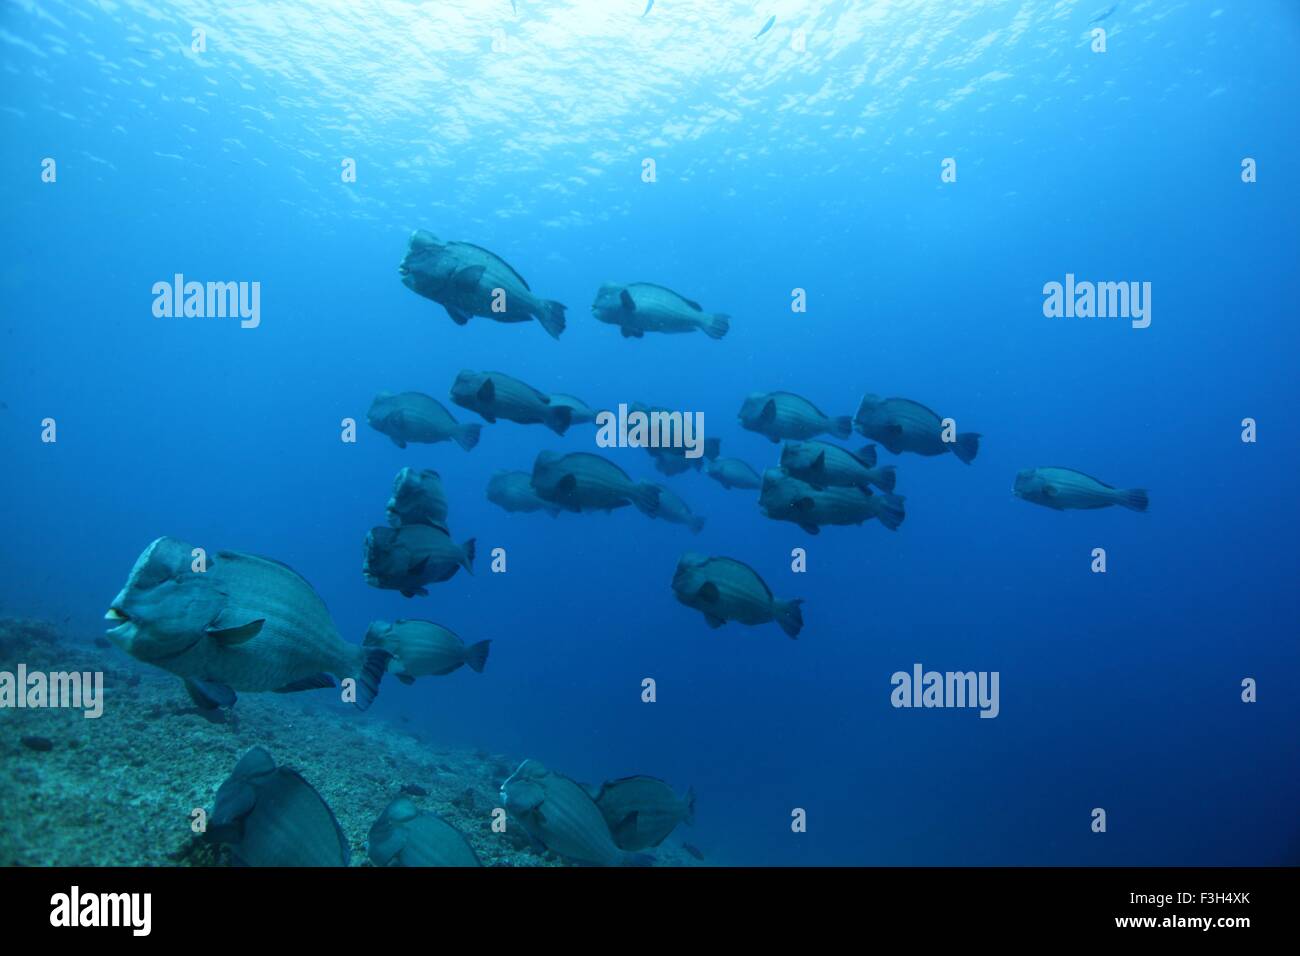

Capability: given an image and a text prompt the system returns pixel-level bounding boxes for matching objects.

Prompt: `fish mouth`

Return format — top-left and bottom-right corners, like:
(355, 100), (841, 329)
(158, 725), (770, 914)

(103, 608), (136, 649)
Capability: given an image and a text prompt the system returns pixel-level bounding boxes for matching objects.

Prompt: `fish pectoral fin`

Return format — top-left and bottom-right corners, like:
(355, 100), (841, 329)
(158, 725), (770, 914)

(759, 399), (777, 424)
(396, 674), (416, 685)
(703, 613), (726, 629)
(619, 289), (637, 312)
(799, 522), (821, 535)
(445, 305), (471, 325)
(185, 678), (237, 710)
(811, 451), (826, 474)
(620, 325), (643, 338)
(409, 557), (430, 576)
(557, 473), (578, 496)
(274, 673), (335, 693)
(452, 264), (486, 291)
(697, 581), (721, 603)
(205, 617), (265, 646)
(794, 497), (816, 512)
(477, 377), (496, 405)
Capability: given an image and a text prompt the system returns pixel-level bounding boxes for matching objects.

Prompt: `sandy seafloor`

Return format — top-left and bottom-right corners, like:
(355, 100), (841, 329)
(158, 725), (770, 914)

(0, 618), (705, 867)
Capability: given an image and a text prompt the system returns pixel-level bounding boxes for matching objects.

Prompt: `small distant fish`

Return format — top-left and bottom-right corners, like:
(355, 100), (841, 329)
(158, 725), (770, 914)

(400, 783), (428, 797)
(739, 391), (851, 443)
(754, 14), (775, 39)
(682, 843), (705, 861)
(399, 230), (566, 340)
(450, 369), (572, 435)
(368, 796), (481, 867)
(705, 456), (762, 491)
(591, 282), (730, 340)
(21, 735), (53, 752)
(207, 747), (350, 866)
(648, 484), (706, 534)
(781, 440), (896, 493)
(854, 393), (980, 463)
(488, 470), (562, 517)
(105, 537), (390, 710)
(1090, 4), (1116, 23)
(642, 0), (654, 17)
(387, 467), (448, 528)
(368, 391), (481, 451)
(760, 468), (905, 533)
(363, 524), (476, 597)
(594, 776), (695, 850)
(531, 451), (661, 516)
(364, 620), (490, 683)
(672, 552), (804, 638)
(501, 760), (651, 866)
(1013, 467), (1148, 513)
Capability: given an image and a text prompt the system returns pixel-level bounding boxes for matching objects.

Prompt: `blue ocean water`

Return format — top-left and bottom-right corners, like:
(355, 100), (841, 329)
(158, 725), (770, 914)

(1, 0), (1297, 866)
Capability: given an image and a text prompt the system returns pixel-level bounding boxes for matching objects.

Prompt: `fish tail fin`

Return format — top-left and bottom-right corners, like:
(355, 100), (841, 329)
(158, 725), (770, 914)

(690, 515), (706, 534)
(952, 432), (980, 464)
(464, 640), (491, 673)
(873, 493), (906, 531)
(776, 599), (804, 639)
(455, 423), (482, 451)
(872, 465), (897, 493)
(537, 299), (566, 339)
(546, 403), (572, 436)
(685, 786), (696, 826)
(631, 481), (661, 517)
(830, 415), (853, 440)
(461, 538), (477, 574)
(702, 313), (729, 340)
(1117, 488), (1149, 512)
(858, 444), (878, 467)
(353, 648), (391, 711)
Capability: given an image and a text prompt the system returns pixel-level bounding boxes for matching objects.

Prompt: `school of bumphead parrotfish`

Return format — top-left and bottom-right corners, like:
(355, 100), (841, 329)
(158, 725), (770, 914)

(101, 230), (1150, 866)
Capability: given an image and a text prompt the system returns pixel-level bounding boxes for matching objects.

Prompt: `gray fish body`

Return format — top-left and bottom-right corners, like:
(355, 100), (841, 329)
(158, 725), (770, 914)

(854, 394), (979, 463)
(364, 620), (489, 678)
(367, 391), (481, 451)
(549, 393), (597, 425)
(209, 747), (349, 867)
(591, 282), (729, 340)
(387, 467), (448, 527)
(649, 484), (706, 534)
(450, 369), (571, 435)
(672, 552), (804, 638)
(595, 776), (695, 851)
(488, 470), (561, 516)
(399, 230), (566, 339)
(760, 468), (905, 533)
(739, 391), (852, 443)
(705, 457), (762, 490)
(1014, 467), (1149, 512)
(531, 451), (660, 515)
(363, 524), (475, 597)
(368, 796), (480, 867)
(781, 440), (894, 492)
(105, 537), (366, 694)
(501, 760), (630, 866)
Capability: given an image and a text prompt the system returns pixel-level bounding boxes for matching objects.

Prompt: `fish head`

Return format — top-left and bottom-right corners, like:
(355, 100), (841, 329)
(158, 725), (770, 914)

(366, 393), (398, 431)
(363, 527), (403, 581)
(449, 370), (481, 409)
(737, 393), (769, 426)
(105, 536), (222, 663)
(399, 230), (447, 293)
(757, 468), (789, 512)
(590, 283), (625, 321)
(501, 759), (548, 815)
(779, 441), (807, 469)
(1013, 468), (1047, 503)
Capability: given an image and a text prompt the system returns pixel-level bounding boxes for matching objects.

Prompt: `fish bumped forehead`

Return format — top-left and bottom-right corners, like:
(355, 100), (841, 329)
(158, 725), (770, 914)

(126, 536), (197, 589)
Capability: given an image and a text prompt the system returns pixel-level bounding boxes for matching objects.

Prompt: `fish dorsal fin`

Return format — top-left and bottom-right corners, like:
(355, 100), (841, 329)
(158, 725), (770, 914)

(452, 243), (531, 290)
(1044, 467), (1116, 490)
(632, 283), (702, 311)
(890, 397), (943, 422)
